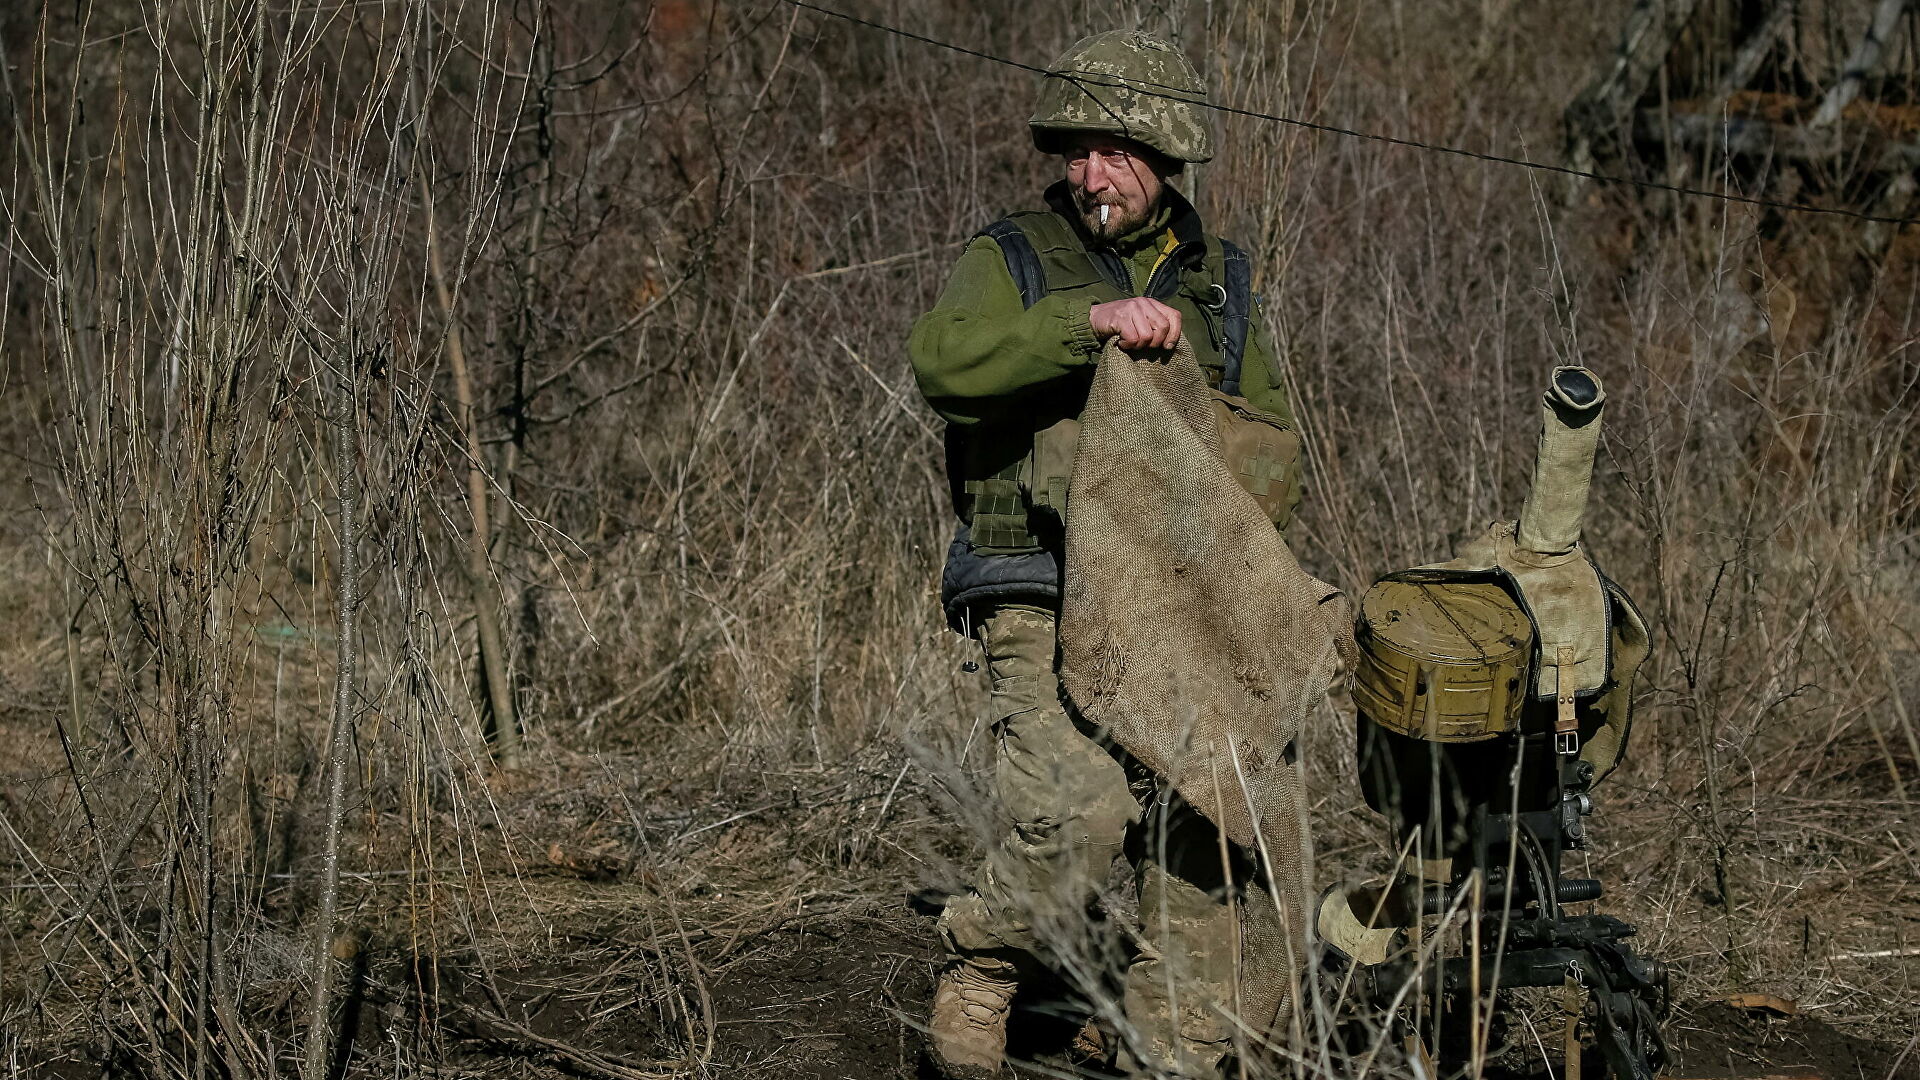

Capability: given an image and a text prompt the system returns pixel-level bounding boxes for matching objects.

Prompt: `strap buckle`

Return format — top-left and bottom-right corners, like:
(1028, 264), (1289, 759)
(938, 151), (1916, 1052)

(1554, 643), (1580, 755)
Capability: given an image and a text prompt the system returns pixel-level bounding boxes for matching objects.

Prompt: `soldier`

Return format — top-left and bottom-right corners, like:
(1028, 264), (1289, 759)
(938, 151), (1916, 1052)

(909, 30), (1303, 1078)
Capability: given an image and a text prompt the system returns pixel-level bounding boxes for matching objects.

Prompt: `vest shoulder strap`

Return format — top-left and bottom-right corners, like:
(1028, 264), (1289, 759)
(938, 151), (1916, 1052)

(978, 214), (1255, 380)
(1218, 238), (1253, 395)
(978, 210), (1122, 309)
(976, 219), (1047, 310)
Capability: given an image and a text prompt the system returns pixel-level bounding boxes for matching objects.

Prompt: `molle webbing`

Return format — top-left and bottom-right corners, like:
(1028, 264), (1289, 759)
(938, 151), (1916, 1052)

(963, 476), (1034, 551)
(949, 211), (1259, 558)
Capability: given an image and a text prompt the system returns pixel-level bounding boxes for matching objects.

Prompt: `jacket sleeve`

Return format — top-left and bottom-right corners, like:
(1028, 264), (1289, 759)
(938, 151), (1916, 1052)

(909, 235), (1105, 427)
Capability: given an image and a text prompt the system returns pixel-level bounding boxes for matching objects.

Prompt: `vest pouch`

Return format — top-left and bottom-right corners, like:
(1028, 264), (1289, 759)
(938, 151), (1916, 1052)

(1026, 416), (1082, 530)
(1210, 390), (1302, 531)
(956, 425), (1044, 553)
(955, 416), (1079, 553)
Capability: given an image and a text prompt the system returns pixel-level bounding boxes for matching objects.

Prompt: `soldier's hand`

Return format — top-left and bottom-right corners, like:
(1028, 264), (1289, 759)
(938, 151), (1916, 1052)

(1089, 298), (1182, 351)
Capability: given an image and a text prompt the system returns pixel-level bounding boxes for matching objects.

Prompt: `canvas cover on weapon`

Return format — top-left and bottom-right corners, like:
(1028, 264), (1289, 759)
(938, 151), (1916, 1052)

(1351, 367), (1651, 777)
(1327, 366), (1670, 1080)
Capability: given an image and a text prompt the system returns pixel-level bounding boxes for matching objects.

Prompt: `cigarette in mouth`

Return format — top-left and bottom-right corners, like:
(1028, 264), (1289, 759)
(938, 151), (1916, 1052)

(1098, 204), (1110, 227)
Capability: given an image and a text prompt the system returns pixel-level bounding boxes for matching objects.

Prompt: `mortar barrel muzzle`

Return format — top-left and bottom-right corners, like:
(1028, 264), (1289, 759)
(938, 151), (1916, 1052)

(1515, 366), (1606, 556)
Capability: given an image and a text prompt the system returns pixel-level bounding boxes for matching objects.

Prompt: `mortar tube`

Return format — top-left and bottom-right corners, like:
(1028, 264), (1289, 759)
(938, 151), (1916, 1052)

(1515, 366), (1606, 556)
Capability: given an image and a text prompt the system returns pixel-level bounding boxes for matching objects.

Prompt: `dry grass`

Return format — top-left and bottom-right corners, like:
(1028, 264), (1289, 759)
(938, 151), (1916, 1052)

(1, 0), (1916, 1076)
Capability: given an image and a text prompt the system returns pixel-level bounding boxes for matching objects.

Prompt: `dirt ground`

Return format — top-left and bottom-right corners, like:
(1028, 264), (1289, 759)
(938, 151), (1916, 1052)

(1667, 1002), (1917, 1080)
(420, 902), (941, 1079)
(345, 881), (1918, 1080)
(7, 722), (1916, 1080)
(300, 763), (1918, 1080)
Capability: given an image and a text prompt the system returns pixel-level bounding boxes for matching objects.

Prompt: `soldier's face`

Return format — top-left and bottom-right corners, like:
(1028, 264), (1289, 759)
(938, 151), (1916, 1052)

(1063, 136), (1166, 241)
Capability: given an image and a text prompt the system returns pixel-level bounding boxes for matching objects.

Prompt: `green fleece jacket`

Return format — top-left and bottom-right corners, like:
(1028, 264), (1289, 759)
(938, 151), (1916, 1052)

(908, 198), (1295, 429)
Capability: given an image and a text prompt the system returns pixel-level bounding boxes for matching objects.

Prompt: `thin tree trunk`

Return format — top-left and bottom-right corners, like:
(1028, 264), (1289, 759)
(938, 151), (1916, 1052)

(1564, 0), (1705, 173)
(497, 27), (557, 694)
(1717, 0), (1791, 98)
(1811, 0), (1911, 127)
(302, 355), (362, 1080)
(423, 178), (521, 765)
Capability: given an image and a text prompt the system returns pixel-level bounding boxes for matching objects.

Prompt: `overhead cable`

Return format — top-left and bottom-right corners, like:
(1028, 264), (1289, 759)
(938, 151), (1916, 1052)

(780, 0), (1920, 228)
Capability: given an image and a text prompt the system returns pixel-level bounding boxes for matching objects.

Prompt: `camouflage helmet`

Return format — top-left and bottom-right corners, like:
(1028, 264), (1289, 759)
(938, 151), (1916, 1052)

(1030, 31), (1213, 164)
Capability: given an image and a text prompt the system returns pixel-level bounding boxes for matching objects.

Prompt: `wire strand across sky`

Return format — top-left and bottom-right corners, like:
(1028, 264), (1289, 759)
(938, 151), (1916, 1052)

(779, 0), (1920, 228)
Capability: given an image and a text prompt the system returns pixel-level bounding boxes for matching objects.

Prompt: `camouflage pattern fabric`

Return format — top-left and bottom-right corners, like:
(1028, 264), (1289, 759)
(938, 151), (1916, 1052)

(940, 606), (1138, 963)
(1030, 31), (1214, 163)
(1124, 789), (1290, 1075)
(939, 605), (1291, 1075)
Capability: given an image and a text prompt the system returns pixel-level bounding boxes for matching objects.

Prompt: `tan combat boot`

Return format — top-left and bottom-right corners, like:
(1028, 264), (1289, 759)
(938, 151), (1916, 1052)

(927, 955), (1019, 1077)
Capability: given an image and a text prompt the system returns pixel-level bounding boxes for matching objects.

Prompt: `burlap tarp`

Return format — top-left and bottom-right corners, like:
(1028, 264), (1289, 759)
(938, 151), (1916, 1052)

(1058, 337), (1353, 1013)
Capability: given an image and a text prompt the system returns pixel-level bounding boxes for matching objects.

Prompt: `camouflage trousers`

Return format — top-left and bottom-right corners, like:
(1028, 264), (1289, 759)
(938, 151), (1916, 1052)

(939, 605), (1288, 1076)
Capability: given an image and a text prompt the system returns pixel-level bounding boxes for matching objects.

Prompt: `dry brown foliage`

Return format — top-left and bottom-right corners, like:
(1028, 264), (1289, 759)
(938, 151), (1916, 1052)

(0, 0), (1915, 1077)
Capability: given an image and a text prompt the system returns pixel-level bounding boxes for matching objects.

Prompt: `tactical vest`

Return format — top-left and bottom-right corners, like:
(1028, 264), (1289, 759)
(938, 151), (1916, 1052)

(948, 202), (1297, 555)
